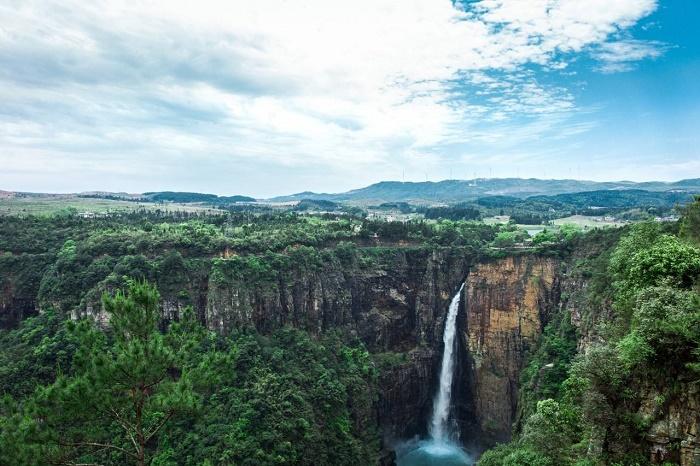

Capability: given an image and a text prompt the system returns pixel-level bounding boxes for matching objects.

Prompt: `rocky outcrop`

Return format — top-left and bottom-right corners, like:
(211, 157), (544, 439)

(461, 255), (559, 442)
(0, 253), (53, 328)
(0, 292), (37, 328)
(205, 248), (471, 351)
(639, 384), (700, 466)
(377, 348), (437, 440)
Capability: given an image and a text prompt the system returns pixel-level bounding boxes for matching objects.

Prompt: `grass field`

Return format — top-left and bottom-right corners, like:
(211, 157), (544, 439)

(551, 214), (627, 228)
(483, 215), (510, 225)
(0, 196), (219, 216)
(483, 214), (627, 236)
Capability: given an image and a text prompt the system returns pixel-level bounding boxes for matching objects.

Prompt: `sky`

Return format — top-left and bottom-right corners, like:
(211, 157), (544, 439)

(0, 0), (698, 197)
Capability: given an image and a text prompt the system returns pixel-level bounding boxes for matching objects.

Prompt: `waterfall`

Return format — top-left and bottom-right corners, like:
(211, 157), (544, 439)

(429, 283), (465, 443)
(395, 282), (473, 466)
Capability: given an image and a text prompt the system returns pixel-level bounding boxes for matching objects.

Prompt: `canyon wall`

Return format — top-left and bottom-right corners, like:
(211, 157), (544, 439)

(1, 245), (480, 442)
(639, 383), (700, 465)
(0, 253), (53, 328)
(203, 247), (473, 440)
(460, 256), (559, 443)
(2, 245), (563, 448)
(6, 237), (699, 464)
(193, 243), (700, 463)
(200, 250), (564, 447)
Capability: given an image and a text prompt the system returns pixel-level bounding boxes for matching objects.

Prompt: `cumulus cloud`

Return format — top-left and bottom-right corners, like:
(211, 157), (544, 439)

(0, 0), (668, 194)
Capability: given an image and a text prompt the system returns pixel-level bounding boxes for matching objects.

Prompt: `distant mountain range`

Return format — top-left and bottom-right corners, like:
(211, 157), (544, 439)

(269, 178), (700, 204)
(3, 178), (700, 206)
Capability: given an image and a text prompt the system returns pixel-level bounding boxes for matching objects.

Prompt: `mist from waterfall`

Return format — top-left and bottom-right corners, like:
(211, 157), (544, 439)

(429, 283), (464, 442)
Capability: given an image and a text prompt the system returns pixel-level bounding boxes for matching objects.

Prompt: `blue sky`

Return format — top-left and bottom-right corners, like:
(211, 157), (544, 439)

(0, 0), (698, 197)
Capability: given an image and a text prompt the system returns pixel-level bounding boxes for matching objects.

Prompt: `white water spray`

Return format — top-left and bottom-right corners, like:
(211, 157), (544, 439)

(429, 283), (465, 443)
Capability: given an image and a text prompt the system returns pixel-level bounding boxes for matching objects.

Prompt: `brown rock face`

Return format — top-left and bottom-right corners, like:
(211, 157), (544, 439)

(639, 384), (700, 466)
(377, 348), (438, 440)
(0, 253), (53, 328)
(461, 256), (558, 442)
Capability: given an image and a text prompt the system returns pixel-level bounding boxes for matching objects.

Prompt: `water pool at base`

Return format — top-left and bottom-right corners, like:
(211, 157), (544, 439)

(396, 440), (474, 466)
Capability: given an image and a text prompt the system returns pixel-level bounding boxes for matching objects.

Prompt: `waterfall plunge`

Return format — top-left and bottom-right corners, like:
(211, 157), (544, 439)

(429, 283), (464, 442)
(395, 283), (473, 466)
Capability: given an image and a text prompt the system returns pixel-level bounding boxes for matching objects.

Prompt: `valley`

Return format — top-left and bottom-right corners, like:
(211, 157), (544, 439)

(1, 192), (699, 465)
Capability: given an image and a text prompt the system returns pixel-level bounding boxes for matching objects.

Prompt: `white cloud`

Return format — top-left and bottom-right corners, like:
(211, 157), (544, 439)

(0, 0), (667, 194)
(592, 39), (668, 73)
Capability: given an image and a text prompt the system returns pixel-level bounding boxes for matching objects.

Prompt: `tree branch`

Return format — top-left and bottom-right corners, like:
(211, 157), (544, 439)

(142, 373), (167, 391)
(144, 410), (175, 444)
(59, 441), (138, 460)
(107, 407), (139, 451)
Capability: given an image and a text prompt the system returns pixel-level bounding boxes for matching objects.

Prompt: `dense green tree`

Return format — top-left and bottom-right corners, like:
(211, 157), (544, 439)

(0, 310), (79, 398)
(532, 229), (557, 245)
(626, 235), (700, 290)
(28, 280), (197, 466)
(610, 223), (699, 313)
(557, 224), (582, 241)
(493, 229), (528, 248)
(423, 205), (481, 221)
(618, 286), (700, 370)
(157, 329), (378, 466)
(680, 196), (700, 243)
(520, 399), (578, 464)
(478, 444), (553, 466)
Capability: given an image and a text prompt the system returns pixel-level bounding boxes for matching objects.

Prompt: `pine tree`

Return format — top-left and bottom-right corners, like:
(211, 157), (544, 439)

(28, 280), (197, 466)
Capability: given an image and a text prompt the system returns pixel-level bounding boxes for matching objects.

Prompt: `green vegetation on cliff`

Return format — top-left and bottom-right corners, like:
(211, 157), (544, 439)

(0, 281), (377, 465)
(0, 211), (522, 327)
(479, 199), (700, 466)
(0, 210), (506, 465)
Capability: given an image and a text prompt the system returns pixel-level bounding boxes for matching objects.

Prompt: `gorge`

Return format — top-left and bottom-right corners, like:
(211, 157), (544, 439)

(1, 210), (700, 465)
(0, 230), (586, 461)
(0, 214), (575, 462)
(2, 0), (699, 463)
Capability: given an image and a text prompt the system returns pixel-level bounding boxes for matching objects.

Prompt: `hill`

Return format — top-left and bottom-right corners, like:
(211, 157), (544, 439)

(529, 189), (694, 209)
(269, 178), (700, 204)
(142, 192), (257, 203)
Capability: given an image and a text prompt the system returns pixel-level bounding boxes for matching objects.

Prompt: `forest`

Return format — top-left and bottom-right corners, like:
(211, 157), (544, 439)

(0, 198), (698, 465)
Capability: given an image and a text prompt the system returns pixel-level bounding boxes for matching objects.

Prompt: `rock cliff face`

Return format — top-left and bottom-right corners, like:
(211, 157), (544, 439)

(76, 249), (564, 447)
(0, 253), (53, 328)
(203, 250), (566, 449)
(6, 230), (699, 463)
(460, 256), (559, 443)
(61, 246), (477, 442)
(0, 293), (36, 328)
(204, 247), (473, 439)
(204, 249), (469, 349)
(639, 383), (700, 465)
(26, 240), (699, 462)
